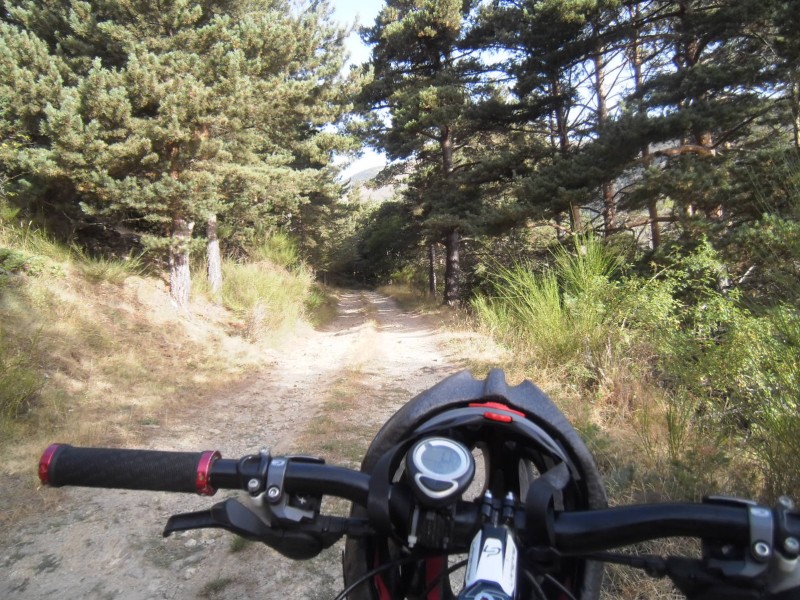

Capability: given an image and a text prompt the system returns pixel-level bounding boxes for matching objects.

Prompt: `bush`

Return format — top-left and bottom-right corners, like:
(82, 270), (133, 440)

(0, 325), (42, 424)
(221, 261), (313, 341)
(247, 231), (301, 269)
(473, 235), (800, 500)
(472, 236), (633, 368)
(746, 306), (800, 499)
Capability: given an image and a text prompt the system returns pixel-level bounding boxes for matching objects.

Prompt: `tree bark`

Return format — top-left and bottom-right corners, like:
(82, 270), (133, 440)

(630, 4), (660, 249)
(792, 79), (800, 149)
(443, 229), (460, 306)
(569, 203), (583, 233)
(593, 26), (616, 236)
(206, 213), (222, 296)
(428, 242), (437, 298)
(551, 74), (582, 233)
(647, 197), (661, 250)
(169, 216), (194, 309)
(441, 126), (461, 305)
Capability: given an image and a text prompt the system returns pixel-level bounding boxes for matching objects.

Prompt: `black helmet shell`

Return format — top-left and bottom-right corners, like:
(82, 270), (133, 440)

(343, 369), (607, 600)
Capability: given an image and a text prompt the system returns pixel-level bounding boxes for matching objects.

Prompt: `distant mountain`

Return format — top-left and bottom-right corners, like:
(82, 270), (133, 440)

(343, 165), (396, 203)
(347, 165), (384, 184)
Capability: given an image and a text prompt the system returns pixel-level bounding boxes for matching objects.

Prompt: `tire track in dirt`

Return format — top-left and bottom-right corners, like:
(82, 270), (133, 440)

(1, 291), (461, 600)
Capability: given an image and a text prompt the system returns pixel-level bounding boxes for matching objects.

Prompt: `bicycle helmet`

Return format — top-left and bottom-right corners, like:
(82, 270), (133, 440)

(342, 369), (607, 600)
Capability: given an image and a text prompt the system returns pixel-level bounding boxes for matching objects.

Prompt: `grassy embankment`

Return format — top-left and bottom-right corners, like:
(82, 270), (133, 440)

(465, 236), (800, 599)
(467, 236), (800, 503)
(0, 217), (325, 522)
(381, 234), (799, 598)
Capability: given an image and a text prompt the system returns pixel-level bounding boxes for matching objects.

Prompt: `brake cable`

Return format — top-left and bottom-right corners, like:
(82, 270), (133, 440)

(420, 557), (468, 598)
(520, 561), (580, 600)
(333, 552), (451, 600)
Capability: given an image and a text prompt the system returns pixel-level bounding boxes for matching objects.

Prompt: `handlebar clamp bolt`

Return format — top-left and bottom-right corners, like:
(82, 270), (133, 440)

(752, 541), (772, 561)
(267, 486), (281, 501)
(784, 537), (800, 556)
(247, 478), (261, 493)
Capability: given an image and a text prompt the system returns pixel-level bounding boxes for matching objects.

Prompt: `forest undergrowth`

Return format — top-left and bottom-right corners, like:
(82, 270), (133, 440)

(469, 235), (800, 506)
(0, 217), (321, 487)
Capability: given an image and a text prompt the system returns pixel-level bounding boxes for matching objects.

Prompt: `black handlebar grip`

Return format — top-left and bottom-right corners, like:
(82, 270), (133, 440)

(39, 444), (221, 495)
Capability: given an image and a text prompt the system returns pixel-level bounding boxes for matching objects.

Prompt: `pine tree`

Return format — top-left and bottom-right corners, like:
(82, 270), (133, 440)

(473, 0), (611, 232)
(607, 0), (784, 231)
(359, 0), (479, 305)
(774, 0), (800, 148)
(0, 0), (350, 307)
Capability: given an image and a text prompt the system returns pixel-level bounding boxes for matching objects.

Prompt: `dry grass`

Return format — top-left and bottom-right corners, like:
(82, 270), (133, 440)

(599, 538), (695, 600)
(376, 283), (449, 316)
(0, 253), (286, 527)
(438, 309), (766, 598)
(293, 368), (378, 465)
(291, 367), (381, 520)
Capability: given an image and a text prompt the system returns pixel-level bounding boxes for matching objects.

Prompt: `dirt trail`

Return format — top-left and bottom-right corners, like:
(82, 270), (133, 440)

(1, 291), (464, 600)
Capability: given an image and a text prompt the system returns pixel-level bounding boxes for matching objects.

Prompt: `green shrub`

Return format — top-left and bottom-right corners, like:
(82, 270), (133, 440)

(0, 326), (42, 424)
(645, 243), (800, 499)
(472, 236), (630, 368)
(746, 306), (800, 499)
(247, 231), (301, 269)
(221, 261), (312, 340)
(473, 235), (800, 499)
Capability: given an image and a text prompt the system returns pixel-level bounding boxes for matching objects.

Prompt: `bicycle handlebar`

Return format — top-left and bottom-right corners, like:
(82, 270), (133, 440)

(39, 443), (800, 558)
(39, 444), (222, 495)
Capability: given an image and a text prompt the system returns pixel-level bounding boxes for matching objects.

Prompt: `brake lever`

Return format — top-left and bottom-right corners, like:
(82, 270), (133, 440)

(163, 498), (271, 539)
(163, 498), (374, 560)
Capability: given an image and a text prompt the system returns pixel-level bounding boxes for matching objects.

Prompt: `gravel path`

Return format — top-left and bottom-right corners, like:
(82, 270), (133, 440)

(1, 291), (462, 600)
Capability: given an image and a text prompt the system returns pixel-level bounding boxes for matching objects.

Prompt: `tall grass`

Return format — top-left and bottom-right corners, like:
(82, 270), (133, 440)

(221, 261), (313, 341)
(194, 231), (322, 340)
(247, 231), (301, 268)
(472, 236), (629, 370)
(73, 247), (146, 284)
(0, 325), (42, 427)
(1, 212), (143, 285)
(472, 234), (800, 501)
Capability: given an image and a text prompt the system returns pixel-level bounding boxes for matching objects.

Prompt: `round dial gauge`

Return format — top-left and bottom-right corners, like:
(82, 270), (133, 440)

(406, 437), (475, 506)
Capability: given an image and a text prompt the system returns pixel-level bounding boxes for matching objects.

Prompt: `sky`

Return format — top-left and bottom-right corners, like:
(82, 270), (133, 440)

(331, 0), (384, 67)
(330, 0), (387, 180)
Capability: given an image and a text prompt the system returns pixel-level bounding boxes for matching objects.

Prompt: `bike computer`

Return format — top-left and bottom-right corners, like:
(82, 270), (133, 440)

(406, 437), (475, 506)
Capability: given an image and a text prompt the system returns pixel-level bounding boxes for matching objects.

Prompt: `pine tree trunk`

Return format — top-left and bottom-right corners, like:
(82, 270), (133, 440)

(569, 203), (582, 233)
(593, 28), (616, 236)
(552, 75), (582, 234)
(601, 182), (615, 235)
(428, 242), (437, 298)
(443, 229), (460, 307)
(206, 213), (222, 296)
(630, 5), (660, 249)
(792, 79), (800, 149)
(647, 198), (661, 250)
(440, 126), (461, 305)
(169, 216), (194, 309)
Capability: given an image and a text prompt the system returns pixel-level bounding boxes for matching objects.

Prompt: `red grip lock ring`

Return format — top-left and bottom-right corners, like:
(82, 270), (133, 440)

(38, 443), (62, 486)
(196, 450), (221, 496)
